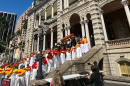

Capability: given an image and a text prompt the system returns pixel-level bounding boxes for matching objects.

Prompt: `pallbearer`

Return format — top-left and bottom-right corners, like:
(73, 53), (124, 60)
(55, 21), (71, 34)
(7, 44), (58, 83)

(42, 56), (48, 76)
(46, 53), (54, 73)
(80, 38), (87, 55)
(30, 53), (34, 67)
(83, 36), (89, 52)
(76, 42), (82, 58)
(25, 64), (31, 86)
(19, 58), (25, 69)
(53, 47), (60, 68)
(24, 55), (29, 68)
(7, 64), (18, 86)
(60, 46), (66, 64)
(66, 45), (71, 61)
(71, 45), (76, 60)
(32, 59), (37, 80)
(17, 66), (26, 86)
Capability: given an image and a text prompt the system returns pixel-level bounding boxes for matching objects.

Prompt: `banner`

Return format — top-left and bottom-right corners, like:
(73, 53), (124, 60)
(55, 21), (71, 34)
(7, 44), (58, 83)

(1, 78), (10, 86)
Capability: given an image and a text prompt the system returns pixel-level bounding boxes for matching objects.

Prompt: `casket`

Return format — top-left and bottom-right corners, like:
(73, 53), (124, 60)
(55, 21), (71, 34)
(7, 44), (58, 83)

(61, 33), (75, 43)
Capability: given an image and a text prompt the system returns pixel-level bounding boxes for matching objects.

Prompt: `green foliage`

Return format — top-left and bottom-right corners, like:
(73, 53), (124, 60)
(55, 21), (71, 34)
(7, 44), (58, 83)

(16, 41), (25, 51)
(0, 17), (12, 43)
(0, 40), (6, 53)
(16, 29), (22, 36)
(22, 19), (28, 29)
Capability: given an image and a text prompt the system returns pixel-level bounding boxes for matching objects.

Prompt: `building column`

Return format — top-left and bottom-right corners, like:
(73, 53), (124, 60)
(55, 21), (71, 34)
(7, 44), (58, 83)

(43, 33), (46, 51)
(45, 9), (47, 21)
(80, 21), (85, 38)
(61, 29), (63, 39)
(122, 0), (130, 26)
(32, 36), (35, 52)
(66, 0), (69, 8)
(67, 26), (71, 35)
(64, 0), (66, 9)
(51, 4), (54, 18)
(37, 34), (40, 52)
(51, 28), (54, 48)
(39, 12), (41, 25)
(34, 15), (36, 28)
(65, 27), (68, 36)
(84, 20), (91, 48)
(100, 10), (108, 41)
(60, 0), (63, 11)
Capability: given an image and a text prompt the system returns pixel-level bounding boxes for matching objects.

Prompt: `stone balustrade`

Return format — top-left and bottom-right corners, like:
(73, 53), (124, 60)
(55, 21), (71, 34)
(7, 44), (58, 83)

(105, 37), (130, 47)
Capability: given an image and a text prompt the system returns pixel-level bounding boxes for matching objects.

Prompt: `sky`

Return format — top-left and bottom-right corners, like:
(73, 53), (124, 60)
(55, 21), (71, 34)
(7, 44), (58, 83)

(0, 0), (33, 31)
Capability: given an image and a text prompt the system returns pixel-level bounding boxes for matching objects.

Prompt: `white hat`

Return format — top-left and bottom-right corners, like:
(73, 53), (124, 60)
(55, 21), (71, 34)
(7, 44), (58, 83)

(38, 52), (40, 54)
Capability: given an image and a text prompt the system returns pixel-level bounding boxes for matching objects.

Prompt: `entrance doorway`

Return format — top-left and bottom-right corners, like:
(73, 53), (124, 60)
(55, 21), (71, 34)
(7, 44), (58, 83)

(69, 13), (82, 37)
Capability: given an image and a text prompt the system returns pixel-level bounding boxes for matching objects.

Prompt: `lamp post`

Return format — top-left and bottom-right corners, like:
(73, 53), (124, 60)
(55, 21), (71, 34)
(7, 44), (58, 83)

(11, 35), (16, 63)
(36, 17), (48, 80)
(20, 31), (25, 60)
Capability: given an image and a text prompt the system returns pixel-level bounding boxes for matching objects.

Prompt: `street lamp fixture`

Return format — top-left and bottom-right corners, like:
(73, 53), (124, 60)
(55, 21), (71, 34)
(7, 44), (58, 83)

(36, 17), (48, 80)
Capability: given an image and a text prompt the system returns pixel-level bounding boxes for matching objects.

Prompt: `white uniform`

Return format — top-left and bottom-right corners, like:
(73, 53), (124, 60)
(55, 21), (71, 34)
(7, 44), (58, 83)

(30, 56), (34, 67)
(53, 55), (60, 68)
(25, 58), (29, 68)
(25, 70), (31, 86)
(84, 43), (89, 52)
(46, 58), (54, 73)
(66, 52), (71, 60)
(76, 47), (82, 58)
(80, 44), (87, 54)
(18, 73), (26, 86)
(9, 73), (17, 86)
(60, 53), (65, 64)
(32, 68), (37, 80)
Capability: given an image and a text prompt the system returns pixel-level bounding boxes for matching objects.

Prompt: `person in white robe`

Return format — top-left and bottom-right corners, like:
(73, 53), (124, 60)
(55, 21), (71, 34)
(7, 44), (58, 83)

(25, 64), (31, 86)
(46, 53), (54, 73)
(29, 53), (34, 67)
(66, 48), (71, 60)
(18, 59), (24, 69)
(71, 45), (76, 60)
(53, 48), (60, 69)
(7, 65), (18, 86)
(60, 46), (66, 64)
(80, 38), (87, 54)
(31, 60), (37, 80)
(83, 36), (89, 53)
(76, 42), (82, 58)
(16, 66), (26, 86)
(25, 55), (30, 68)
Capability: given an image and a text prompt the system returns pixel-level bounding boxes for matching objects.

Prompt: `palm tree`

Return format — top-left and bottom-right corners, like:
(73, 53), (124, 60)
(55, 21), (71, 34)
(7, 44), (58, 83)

(22, 19), (28, 29)
(16, 29), (22, 36)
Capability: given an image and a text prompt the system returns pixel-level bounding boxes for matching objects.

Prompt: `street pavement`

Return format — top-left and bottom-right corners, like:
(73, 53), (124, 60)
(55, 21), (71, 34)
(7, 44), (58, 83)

(104, 82), (130, 86)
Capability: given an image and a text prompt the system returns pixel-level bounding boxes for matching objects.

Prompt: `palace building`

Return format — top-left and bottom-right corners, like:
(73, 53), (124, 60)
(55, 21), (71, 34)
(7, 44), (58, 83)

(25, 0), (130, 78)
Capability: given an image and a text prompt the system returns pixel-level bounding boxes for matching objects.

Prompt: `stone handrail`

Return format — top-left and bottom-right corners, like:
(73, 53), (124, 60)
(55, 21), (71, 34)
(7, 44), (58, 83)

(105, 37), (130, 46)
(29, 45), (103, 86)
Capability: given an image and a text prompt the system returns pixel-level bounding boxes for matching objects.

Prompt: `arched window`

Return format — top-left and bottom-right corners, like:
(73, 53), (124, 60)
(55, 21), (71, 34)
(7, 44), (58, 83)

(119, 61), (130, 77)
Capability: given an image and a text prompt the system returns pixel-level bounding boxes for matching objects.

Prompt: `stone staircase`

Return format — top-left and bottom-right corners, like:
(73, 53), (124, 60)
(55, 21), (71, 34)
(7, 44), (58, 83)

(29, 45), (108, 86)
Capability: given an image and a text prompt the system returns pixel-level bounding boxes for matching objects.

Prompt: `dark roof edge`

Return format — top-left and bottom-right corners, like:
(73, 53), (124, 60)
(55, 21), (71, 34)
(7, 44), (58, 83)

(27, 0), (51, 16)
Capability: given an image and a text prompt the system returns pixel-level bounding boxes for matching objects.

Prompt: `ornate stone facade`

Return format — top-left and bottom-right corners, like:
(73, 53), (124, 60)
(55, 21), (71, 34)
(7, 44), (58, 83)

(25, 0), (130, 80)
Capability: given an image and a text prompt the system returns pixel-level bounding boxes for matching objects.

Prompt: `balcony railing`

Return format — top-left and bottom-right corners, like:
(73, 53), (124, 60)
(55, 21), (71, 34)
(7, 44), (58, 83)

(105, 37), (130, 47)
